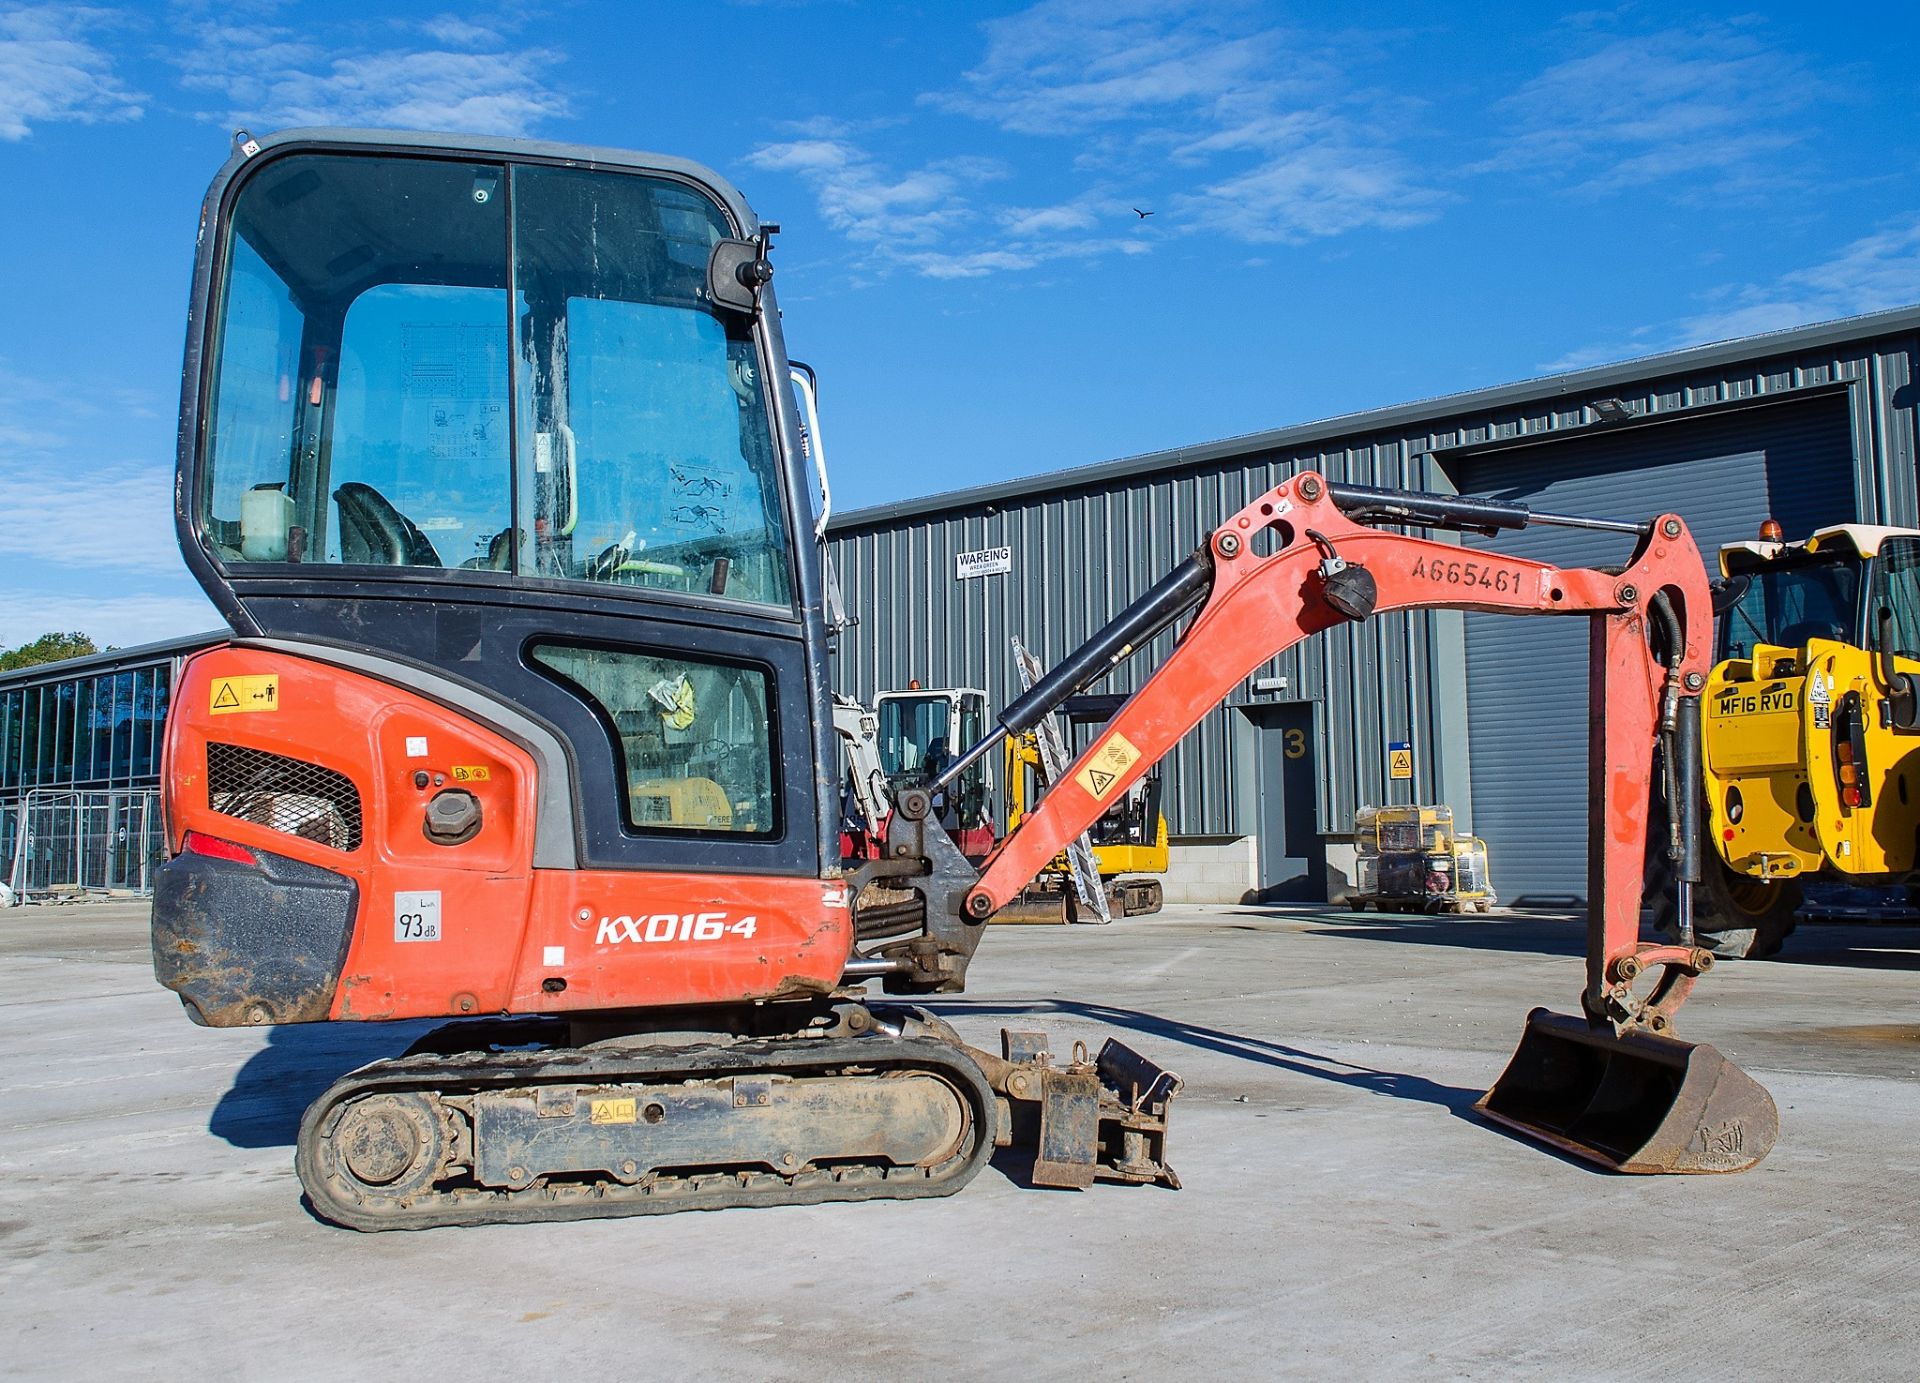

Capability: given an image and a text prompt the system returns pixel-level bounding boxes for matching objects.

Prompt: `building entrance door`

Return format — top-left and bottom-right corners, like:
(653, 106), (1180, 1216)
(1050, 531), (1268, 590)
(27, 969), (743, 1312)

(1246, 702), (1322, 901)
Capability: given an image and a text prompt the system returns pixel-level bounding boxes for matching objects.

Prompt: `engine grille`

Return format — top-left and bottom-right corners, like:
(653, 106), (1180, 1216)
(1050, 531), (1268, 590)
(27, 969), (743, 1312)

(207, 742), (363, 851)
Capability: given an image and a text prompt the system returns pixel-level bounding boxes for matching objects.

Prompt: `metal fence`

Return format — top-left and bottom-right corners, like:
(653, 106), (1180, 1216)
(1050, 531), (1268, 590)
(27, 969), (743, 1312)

(3, 789), (163, 904)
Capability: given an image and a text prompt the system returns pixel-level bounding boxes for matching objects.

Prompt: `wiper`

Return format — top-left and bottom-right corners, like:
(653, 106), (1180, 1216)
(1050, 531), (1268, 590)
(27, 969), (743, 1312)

(1729, 599), (1768, 652)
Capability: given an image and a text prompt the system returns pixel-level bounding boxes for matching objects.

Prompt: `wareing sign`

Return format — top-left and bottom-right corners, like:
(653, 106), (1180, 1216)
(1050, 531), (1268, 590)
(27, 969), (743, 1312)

(955, 546), (1013, 580)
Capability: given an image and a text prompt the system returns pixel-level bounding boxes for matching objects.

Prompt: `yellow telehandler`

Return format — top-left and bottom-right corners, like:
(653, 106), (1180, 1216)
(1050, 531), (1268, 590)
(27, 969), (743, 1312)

(1653, 519), (1920, 958)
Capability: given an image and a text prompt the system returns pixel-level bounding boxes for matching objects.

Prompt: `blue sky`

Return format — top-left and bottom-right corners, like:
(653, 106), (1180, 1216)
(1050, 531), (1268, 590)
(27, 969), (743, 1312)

(2, 0), (1918, 647)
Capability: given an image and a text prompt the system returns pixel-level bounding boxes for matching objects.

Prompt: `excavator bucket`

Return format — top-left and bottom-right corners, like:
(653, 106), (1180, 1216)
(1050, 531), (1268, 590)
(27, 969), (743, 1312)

(1477, 1008), (1777, 1173)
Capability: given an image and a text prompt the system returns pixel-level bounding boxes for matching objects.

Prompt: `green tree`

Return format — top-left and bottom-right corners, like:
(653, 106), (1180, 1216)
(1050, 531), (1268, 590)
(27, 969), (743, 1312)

(0, 632), (99, 672)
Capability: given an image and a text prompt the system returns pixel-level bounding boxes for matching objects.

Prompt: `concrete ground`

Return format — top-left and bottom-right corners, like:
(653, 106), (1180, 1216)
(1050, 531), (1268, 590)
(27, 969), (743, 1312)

(4, 900), (1918, 1381)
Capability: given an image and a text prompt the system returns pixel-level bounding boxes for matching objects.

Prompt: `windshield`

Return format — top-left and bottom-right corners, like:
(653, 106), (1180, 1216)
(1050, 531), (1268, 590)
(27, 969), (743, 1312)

(1718, 554), (1862, 659)
(877, 694), (951, 778)
(198, 151), (792, 606)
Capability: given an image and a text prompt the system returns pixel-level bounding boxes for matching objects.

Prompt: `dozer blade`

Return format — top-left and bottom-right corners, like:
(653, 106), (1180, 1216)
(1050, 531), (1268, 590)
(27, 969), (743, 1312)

(1476, 1007), (1777, 1174)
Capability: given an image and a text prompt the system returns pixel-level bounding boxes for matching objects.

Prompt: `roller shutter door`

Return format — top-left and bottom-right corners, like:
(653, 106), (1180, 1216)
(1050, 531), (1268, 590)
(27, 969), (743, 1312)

(1452, 394), (1854, 904)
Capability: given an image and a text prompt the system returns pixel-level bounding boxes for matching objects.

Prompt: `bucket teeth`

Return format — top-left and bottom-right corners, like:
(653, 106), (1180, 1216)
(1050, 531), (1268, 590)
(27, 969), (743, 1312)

(1476, 1007), (1778, 1174)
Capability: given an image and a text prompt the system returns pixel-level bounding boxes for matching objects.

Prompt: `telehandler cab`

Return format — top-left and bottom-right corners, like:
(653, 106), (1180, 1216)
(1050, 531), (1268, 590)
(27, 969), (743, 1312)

(153, 129), (1775, 1230)
(1651, 520), (1920, 958)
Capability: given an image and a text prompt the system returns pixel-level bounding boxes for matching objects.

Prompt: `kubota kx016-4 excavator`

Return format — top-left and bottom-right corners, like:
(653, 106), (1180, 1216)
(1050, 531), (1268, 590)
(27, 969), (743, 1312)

(153, 129), (1776, 1230)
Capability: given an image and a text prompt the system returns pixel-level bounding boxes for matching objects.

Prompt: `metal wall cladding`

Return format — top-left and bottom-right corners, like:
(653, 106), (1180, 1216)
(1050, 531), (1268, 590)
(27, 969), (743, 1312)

(827, 316), (1920, 841)
(827, 445), (1451, 839)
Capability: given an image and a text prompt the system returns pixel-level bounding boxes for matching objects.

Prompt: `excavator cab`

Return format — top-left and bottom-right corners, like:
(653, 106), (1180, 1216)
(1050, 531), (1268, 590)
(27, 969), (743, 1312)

(874, 686), (995, 856)
(157, 130), (848, 1025)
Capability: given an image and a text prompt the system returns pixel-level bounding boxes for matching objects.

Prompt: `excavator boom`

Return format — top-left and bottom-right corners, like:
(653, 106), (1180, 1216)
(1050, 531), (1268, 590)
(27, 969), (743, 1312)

(864, 471), (1776, 1173)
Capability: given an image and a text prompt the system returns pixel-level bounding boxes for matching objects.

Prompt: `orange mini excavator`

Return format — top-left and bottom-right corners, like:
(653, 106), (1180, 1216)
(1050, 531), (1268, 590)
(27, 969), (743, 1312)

(153, 128), (1776, 1230)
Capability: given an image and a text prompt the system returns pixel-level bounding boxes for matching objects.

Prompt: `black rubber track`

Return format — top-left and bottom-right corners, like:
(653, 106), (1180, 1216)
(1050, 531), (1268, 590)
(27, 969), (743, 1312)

(296, 1034), (999, 1231)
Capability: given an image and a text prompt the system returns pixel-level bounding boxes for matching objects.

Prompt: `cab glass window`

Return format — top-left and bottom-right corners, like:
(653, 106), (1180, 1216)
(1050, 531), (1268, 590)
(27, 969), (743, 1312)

(513, 165), (793, 606)
(529, 643), (777, 835)
(199, 152), (790, 605)
(200, 154), (511, 569)
(1875, 538), (1920, 661)
(877, 695), (951, 778)
(1718, 555), (1861, 660)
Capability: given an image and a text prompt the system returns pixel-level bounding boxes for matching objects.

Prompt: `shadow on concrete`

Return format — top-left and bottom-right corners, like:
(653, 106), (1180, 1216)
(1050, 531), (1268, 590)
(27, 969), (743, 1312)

(211, 1020), (432, 1148)
(1217, 906), (1586, 960)
(930, 997), (1621, 1174)
(926, 997), (1484, 1114)
(1225, 906), (1920, 972)
(1763, 925), (1920, 971)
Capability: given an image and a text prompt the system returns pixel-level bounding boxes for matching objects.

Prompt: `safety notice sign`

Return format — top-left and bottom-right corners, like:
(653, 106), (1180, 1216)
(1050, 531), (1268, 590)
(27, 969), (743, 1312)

(1387, 741), (1413, 780)
(209, 674), (279, 715)
(955, 546), (1012, 580)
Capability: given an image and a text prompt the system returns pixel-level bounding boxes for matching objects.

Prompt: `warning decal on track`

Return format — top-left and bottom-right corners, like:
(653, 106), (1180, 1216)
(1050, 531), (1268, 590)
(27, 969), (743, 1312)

(1075, 732), (1142, 801)
(590, 1098), (638, 1125)
(209, 674), (279, 715)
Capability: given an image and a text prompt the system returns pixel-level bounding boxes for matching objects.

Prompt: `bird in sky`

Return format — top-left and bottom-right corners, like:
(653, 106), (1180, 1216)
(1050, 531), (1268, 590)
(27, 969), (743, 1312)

(1132, 207), (1154, 218)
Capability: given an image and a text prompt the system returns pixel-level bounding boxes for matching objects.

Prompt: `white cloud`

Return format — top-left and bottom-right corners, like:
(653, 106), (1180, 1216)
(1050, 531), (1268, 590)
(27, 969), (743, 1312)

(1173, 141), (1445, 244)
(0, 362), (179, 576)
(928, 0), (1440, 245)
(0, 584), (220, 649)
(174, 13), (571, 135)
(417, 14), (505, 50)
(1544, 218), (1920, 372)
(932, 2), (1291, 137)
(0, 3), (144, 141)
(744, 137), (996, 245)
(749, 130), (1165, 279)
(0, 456), (181, 575)
(1000, 196), (1107, 237)
(750, 4), (1437, 280)
(1481, 24), (1819, 197)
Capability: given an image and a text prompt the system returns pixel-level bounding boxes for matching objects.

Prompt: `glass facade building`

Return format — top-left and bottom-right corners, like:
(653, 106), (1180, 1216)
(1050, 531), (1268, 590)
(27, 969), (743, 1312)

(1, 633), (222, 894)
(0, 636), (221, 794)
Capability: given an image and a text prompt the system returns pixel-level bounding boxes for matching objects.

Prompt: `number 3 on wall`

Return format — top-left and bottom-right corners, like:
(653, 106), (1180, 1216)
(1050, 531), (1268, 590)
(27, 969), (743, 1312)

(1283, 727), (1308, 760)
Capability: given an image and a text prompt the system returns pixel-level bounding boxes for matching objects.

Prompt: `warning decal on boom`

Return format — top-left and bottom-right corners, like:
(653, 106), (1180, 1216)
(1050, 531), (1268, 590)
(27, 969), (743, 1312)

(1076, 732), (1142, 801)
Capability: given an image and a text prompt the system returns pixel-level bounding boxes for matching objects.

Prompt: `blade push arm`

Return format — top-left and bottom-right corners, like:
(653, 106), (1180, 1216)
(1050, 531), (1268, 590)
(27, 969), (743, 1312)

(962, 471), (1713, 1029)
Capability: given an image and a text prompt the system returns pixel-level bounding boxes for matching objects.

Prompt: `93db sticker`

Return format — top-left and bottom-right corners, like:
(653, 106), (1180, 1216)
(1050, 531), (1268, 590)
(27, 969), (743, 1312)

(394, 890), (442, 942)
(1075, 732), (1142, 801)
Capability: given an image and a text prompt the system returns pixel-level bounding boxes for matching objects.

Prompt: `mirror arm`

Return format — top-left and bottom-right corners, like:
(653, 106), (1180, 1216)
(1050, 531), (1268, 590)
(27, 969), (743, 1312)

(1874, 605), (1919, 730)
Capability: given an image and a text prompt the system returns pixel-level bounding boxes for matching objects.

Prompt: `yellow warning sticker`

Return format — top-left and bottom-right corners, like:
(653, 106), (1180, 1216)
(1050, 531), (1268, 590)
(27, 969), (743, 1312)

(209, 674), (279, 715)
(450, 765), (491, 782)
(590, 1098), (637, 1125)
(1075, 732), (1142, 801)
(1388, 747), (1413, 780)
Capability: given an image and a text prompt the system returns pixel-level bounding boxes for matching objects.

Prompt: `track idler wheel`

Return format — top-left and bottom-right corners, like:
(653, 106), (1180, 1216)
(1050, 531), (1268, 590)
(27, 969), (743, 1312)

(323, 1092), (449, 1199)
(1476, 1008), (1777, 1173)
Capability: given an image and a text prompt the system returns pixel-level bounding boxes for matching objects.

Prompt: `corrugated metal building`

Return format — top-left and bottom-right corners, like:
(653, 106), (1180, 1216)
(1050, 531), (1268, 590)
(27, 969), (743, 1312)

(825, 305), (1920, 905)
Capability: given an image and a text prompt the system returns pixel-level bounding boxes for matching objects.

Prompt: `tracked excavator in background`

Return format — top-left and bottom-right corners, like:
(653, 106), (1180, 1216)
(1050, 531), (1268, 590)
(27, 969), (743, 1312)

(152, 128), (1777, 1231)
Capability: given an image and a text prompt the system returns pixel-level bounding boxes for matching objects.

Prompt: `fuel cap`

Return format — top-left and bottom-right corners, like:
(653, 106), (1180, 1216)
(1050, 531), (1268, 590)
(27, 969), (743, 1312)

(423, 788), (483, 845)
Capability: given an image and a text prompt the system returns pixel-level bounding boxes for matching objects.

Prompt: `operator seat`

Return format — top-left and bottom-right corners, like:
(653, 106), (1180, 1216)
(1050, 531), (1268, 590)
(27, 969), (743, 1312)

(332, 482), (443, 567)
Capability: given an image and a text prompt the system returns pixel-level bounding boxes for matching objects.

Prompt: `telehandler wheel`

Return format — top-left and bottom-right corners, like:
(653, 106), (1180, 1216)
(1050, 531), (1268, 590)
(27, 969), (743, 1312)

(1649, 852), (1799, 960)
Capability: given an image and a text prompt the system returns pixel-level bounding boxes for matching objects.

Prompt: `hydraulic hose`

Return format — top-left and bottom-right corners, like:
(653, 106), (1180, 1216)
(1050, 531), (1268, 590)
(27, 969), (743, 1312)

(1648, 590), (1700, 945)
(933, 551), (1214, 794)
